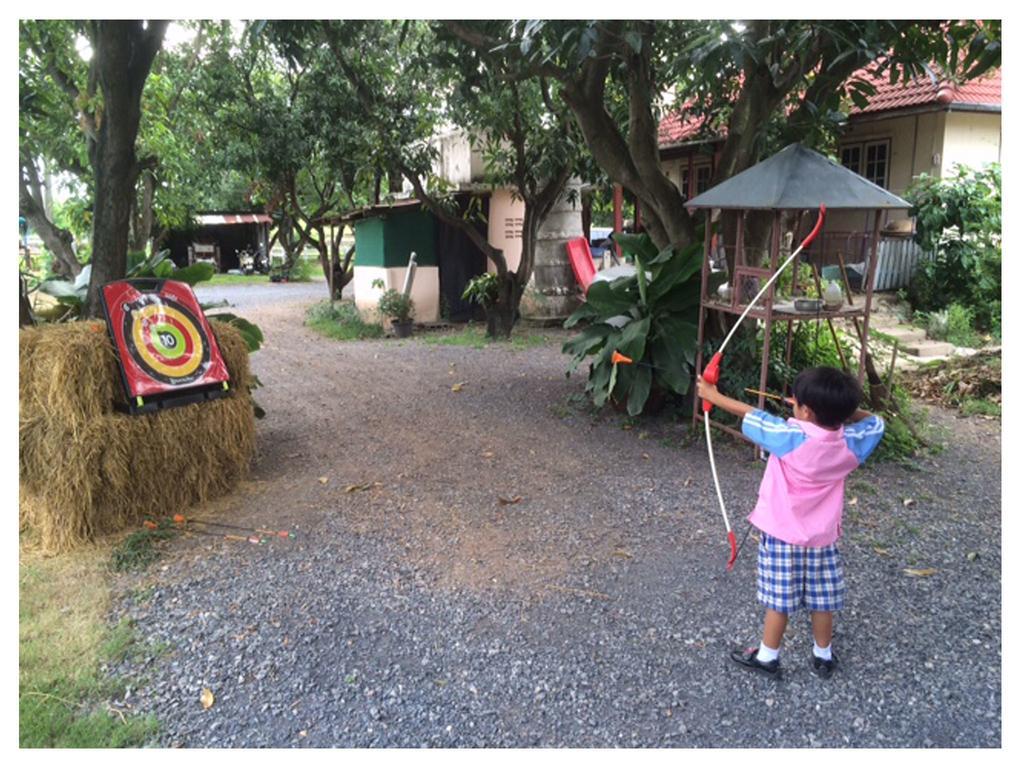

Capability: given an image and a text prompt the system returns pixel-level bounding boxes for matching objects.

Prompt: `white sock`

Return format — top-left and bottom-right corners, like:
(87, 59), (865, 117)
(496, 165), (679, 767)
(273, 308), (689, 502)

(813, 642), (832, 661)
(756, 642), (780, 663)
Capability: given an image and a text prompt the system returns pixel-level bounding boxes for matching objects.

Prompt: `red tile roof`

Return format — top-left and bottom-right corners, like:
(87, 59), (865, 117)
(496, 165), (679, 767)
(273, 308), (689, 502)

(847, 66), (1001, 115)
(658, 66), (1001, 147)
(657, 110), (720, 147)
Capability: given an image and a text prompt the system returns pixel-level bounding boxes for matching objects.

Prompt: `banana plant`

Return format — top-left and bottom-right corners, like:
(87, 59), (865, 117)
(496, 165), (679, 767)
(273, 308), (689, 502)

(563, 232), (724, 415)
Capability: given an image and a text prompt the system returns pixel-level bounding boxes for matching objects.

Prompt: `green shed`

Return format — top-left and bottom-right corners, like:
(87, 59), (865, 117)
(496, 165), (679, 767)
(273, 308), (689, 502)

(352, 208), (437, 268)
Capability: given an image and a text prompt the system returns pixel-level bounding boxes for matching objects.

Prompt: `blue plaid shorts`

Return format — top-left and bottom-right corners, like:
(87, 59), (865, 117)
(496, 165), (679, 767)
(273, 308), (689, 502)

(756, 532), (845, 614)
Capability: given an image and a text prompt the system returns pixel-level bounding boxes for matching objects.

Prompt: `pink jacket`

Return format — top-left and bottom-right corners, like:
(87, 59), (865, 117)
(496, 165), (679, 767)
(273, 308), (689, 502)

(741, 410), (885, 547)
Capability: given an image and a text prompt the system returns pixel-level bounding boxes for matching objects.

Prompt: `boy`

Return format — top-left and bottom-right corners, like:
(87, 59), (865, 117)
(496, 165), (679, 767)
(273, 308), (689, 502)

(696, 366), (884, 679)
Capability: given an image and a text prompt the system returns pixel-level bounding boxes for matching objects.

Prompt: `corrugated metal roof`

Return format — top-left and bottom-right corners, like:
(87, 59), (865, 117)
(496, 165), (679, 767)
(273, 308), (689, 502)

(195, 213), (271, 225)
(685, 143), (911, 210)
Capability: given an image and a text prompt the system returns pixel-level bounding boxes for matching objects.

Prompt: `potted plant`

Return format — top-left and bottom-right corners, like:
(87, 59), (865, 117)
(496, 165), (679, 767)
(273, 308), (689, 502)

(377, 288), (415, 338)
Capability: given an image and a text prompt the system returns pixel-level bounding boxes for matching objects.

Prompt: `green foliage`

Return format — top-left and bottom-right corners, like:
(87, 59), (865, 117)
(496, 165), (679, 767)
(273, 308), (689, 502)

(377, 289), (414, 323)
(563, 232), (716, 415)
(305, 300), (384, 341)
(905, 164), (1001, 335)
(287, 256), (320, 282)
(703, 321), (851, 424)
(461, 272), (499, 308)
(920, 304), (981, 348)
(961, 398), (1000, 418)
(109, 524), (178, 573)
(206, 312), (264, 353)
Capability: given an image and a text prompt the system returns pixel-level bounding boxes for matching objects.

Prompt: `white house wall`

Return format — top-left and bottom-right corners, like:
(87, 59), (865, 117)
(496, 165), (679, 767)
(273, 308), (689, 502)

(941, 111), (1001, 177)
(829, 111), (945, 232)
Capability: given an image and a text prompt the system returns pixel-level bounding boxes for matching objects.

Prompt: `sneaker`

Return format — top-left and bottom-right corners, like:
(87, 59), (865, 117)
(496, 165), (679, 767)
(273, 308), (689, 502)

(729, 647), (781, 679)
(812, 652), (839, 679)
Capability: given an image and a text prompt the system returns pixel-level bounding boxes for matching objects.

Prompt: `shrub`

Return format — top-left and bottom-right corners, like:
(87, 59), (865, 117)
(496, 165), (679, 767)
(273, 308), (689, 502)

(905, 163), (1001, 335)
(305, 300), (384, 341)
(562, 232), (720, 415)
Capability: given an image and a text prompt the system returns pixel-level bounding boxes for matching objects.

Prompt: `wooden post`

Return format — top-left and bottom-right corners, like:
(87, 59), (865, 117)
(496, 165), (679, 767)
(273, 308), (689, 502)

(692, 211), (714, 428)
(613, 184), (623, 259)
(856, 210), (884, 387)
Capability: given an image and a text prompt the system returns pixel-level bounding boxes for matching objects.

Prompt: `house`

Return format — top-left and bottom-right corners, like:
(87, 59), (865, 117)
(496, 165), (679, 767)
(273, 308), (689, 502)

(657, 66), (1001, 288)
(658, 67), (1002, 225)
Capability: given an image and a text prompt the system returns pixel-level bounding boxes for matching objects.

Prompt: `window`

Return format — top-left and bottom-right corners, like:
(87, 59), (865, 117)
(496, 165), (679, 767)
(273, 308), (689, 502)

(696, 165), (713, 195)
(839, 139), (890, 188)
(679, 167), (691, 202)
(679, 163), (713, 201)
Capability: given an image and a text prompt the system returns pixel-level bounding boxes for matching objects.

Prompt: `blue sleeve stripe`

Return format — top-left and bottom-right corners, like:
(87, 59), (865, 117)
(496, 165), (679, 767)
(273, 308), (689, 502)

(744, 415), (803, 434)
(845, 417), (885, 438)
(844, 416), (885, 463)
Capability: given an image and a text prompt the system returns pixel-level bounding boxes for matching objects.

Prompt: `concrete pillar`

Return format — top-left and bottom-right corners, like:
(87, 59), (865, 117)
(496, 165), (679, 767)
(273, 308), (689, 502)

(519, 180), (584, 323)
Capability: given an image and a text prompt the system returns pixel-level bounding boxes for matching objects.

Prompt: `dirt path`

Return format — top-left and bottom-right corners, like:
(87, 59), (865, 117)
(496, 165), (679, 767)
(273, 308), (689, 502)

(110, 292), (1002, 748)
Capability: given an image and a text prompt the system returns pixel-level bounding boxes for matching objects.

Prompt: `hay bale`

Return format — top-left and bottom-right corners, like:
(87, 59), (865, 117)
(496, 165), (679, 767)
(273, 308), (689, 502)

(19, 320), (257, 553)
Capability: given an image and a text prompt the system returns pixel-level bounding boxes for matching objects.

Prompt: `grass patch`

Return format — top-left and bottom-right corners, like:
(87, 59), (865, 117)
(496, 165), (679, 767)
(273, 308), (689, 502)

(109, 524), (178, 574)
(20, 542), (160, 747)
(305, 300), (384, 341)
(418, 323), (553, 350)
(205, 273), (272, 287)
(961, 398), (1001, 418)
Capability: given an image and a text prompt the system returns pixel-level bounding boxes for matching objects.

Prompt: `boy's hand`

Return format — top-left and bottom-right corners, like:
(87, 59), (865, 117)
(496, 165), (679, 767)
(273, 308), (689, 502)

(696, 375), (718, 404)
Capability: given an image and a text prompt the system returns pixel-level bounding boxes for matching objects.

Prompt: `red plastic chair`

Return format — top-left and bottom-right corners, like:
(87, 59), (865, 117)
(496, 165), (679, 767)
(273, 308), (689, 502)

(566, 236), (597, 293)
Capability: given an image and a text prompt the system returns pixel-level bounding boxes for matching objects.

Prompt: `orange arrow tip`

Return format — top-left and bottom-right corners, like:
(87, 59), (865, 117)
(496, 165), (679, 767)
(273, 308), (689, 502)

(611, 350), (633, 366)
(173, 514), (186, 524)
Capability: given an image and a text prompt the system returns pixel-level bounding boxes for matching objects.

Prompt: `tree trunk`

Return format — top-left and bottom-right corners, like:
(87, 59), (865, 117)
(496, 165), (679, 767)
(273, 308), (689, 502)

(486, 272), (522, 339)
(131, 170), (157, 254)
(84, 21), (166, 318)
(19, 172), (81, 278)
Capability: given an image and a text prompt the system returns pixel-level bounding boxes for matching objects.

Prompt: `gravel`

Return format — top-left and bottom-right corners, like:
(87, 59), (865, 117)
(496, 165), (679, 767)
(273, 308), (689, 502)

(108, 292), (1001, 747)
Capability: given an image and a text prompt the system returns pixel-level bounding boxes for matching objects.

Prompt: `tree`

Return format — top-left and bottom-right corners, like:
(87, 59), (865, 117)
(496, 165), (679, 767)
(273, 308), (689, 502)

(449, 20), (1001, 256)
(19, 20), (90, 277)
(200, 22), (376, 297)
(84, 21), (168, 317)
(315, 20), (589, 337)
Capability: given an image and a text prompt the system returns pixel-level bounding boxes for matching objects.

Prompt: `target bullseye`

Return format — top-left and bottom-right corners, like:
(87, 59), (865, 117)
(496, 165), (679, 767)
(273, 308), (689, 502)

(125, 299), (210, 384)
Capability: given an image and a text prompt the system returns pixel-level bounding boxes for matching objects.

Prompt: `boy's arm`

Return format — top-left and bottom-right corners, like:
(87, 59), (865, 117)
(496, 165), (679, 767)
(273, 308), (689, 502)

(696, 376), (755, 419)
(846, 408), (873, 424)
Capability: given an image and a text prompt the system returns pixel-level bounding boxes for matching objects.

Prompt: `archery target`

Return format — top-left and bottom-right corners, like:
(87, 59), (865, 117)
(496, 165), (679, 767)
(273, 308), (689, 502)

(102, 279), (230, 402)
(124, 298), (210, 385)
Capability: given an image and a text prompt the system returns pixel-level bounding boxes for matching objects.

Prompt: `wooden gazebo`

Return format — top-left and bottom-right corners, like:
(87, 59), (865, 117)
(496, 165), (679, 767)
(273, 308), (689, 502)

(686, 143), (911, 439)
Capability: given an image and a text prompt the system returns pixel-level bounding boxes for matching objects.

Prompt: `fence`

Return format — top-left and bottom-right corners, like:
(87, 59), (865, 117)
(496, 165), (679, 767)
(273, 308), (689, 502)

(809, 231), (932, 292)
(873, 236), (933, 292)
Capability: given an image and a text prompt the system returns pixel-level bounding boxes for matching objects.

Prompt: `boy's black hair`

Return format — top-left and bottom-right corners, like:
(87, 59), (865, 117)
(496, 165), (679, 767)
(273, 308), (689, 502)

(791, 366), (862, 428)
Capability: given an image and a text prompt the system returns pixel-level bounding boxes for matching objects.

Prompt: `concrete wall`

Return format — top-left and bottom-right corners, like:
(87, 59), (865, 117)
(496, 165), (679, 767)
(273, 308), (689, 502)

(486, 188), (525, 274)
(353, 265), (441, 325)
(430, 130), (487, 186)
(941, 111), (1002, 177)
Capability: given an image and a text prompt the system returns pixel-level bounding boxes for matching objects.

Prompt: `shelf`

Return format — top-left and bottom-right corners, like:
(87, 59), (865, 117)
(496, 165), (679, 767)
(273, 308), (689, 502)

(700, 299), (867, 321)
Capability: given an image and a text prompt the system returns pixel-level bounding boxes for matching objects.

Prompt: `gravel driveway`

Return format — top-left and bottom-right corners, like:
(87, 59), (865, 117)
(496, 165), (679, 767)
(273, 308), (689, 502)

(109, 290), (1001, 748)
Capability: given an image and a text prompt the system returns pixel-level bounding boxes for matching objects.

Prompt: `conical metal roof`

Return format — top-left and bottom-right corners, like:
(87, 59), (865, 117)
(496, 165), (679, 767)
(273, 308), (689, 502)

(686, 143), (911, 210)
